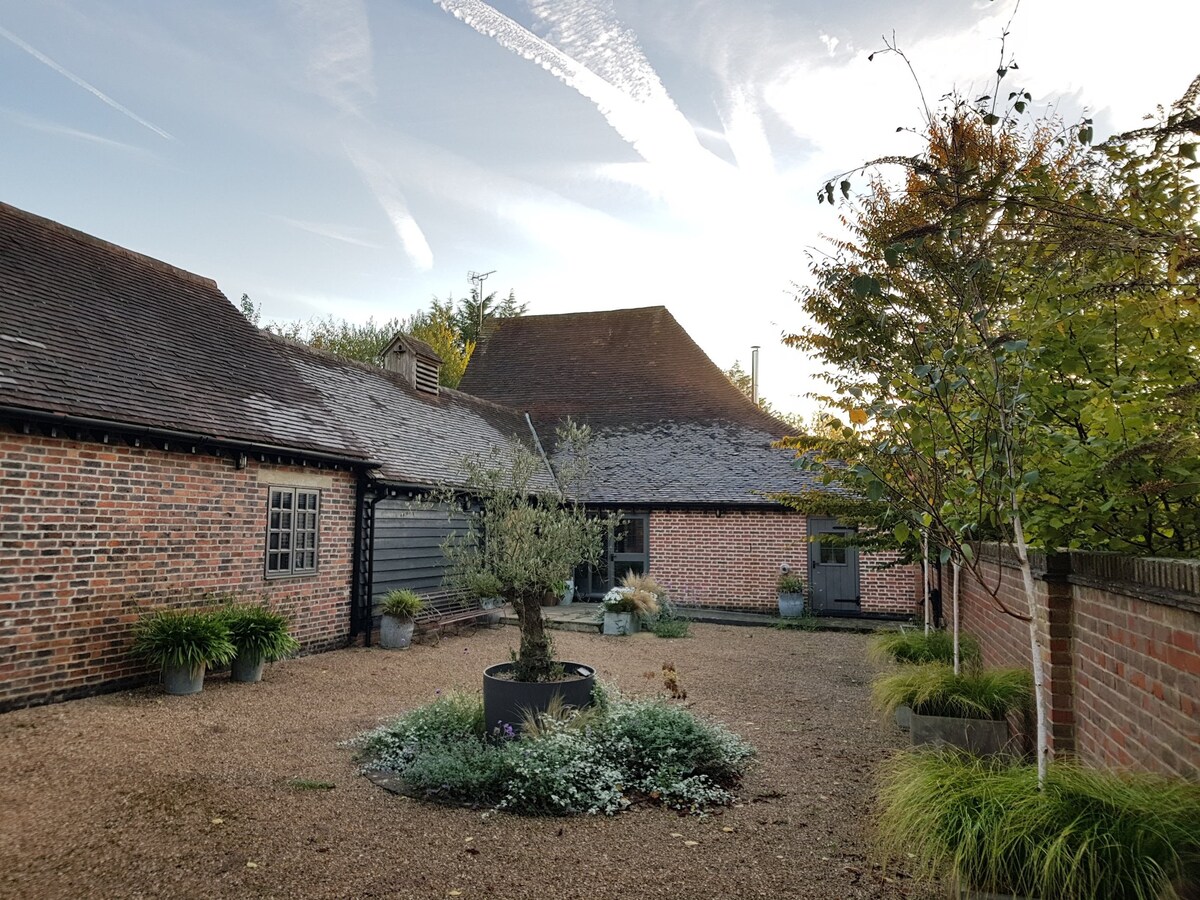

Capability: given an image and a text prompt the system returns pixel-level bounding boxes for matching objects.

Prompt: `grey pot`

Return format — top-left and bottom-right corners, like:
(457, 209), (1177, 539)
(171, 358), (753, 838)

(162, 663), (205, 695)
(481, 598), (504, 626)
(894, 704), (912, 732)
(482, 661), (595, 734)
(230, 654), (265, 683)
(778, 593), (806, 618)
(379, 615), (415, 649)
(910, 711), (1011, 756)
(602, 611), (638, 635)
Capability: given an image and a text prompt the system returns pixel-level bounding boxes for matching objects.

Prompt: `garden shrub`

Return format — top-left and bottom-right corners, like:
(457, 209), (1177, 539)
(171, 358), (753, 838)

(351, 689), (753, 816)
(869, 629), (981, 666)
(877, 750), (1200, 900)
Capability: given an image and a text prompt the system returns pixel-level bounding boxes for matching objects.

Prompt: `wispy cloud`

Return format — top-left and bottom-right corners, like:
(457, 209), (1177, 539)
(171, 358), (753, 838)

(273, 215), (383, 249)
(1, 107), (157, 157)
(434, 0), (731, 186)
(282, 0), (375, 116)
(343, 140), (434, 271)
(0, 23), (173, 140)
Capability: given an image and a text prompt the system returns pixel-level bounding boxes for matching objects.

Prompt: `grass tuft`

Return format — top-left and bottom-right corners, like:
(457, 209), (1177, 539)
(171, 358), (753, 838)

(872, 664), (1032, 719)
(876, 750), (1200, 900)
(868, 629), (981, 666)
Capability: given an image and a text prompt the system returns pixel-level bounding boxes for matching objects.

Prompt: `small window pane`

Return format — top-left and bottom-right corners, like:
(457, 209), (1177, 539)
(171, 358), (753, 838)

(614, 516), (646, 555)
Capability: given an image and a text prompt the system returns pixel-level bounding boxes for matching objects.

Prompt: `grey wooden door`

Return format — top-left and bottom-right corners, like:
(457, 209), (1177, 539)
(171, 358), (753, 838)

(808, 517), (860, 614)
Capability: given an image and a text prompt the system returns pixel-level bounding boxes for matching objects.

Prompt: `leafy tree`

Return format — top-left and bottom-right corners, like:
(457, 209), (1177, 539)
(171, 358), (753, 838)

(787, 48), (1200, 784)
(443, 421), (607, 682)
(723, 361), (806, 430)
(454, 287), (528, 349)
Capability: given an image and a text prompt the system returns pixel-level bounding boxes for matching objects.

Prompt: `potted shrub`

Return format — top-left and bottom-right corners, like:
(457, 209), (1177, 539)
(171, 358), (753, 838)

(466, 571), (505, 625)
(873, 664), (1031, 756)
(601, 573), (662, 635)
(444, 422), (608, 732)
(777, 568), (806, 618)
(869, 629), (983, 730)
(131, 608), (236, 695)
(869, 628), (982, 667)
(379, 589), (423, 649)
(877, 750), (1200, 900)
(220, 604), (300, 683)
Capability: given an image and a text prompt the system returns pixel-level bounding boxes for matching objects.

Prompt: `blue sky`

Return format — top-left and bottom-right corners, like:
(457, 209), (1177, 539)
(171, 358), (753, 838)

(2, 0), (1196, 417)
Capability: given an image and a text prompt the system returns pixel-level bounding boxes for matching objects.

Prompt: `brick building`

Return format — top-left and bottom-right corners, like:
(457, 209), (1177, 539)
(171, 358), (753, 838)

(459, 307), (916, 615)
(0, 203), (551, 711)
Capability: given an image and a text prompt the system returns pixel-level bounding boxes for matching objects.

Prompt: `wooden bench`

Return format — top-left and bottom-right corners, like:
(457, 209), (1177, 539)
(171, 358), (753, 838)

(411, 590), (503, 641)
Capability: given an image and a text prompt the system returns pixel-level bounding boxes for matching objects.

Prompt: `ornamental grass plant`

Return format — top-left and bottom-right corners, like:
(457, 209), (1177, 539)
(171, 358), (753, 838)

(131, 609), (236, 673)
(219, 604), (300, 663)
(876, 750), (1200, 900)
(872, 663), (1032, 720)
(868, 628), (981, 667)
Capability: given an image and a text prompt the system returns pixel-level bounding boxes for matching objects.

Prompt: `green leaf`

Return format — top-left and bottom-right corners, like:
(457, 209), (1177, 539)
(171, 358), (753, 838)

(960, 544), (974, 562)
(851, 275), (881, 298)
(939, 546), (952, 564)
(1002, 340), (1029, 352)
(1181, 143), (1197, 162)
(982, 112), (1000, 126)
(840, 180), (851, 199)
(894, 522), (911, 544)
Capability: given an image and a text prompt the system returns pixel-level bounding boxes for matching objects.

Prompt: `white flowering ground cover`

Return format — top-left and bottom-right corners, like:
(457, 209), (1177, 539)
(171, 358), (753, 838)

(351, 686), (754, 816)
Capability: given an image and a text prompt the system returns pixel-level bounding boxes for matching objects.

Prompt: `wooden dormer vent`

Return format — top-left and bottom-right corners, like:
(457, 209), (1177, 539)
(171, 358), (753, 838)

(381, 333), (443, 396)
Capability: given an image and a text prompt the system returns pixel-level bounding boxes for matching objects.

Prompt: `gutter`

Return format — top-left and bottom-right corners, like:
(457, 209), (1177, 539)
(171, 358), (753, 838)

(524, 412), (561, 497)
(0, 404), (379, 470)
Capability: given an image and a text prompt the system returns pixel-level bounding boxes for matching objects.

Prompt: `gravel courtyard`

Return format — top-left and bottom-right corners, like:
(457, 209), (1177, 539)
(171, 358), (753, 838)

(0, 624), (934, 900)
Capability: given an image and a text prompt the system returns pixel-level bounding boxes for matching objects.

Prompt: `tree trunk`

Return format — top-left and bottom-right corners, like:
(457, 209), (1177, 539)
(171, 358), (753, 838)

(513, 594), (553, 682)
(923, 531), (931, 636)
(1012, 511), (1050, 788)
(951, 557), (961, 676)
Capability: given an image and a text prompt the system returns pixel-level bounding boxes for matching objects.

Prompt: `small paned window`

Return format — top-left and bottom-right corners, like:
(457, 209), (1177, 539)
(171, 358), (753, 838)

(819, 543), (847, 565)
(267, 487), (319, 576)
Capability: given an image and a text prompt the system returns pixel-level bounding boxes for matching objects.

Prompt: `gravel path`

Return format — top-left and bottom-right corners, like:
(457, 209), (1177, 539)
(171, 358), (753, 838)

(0, 624), (935, 900)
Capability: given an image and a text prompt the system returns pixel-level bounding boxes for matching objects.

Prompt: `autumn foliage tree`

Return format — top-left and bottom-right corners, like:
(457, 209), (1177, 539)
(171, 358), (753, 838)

(784, 62), (1200, 782)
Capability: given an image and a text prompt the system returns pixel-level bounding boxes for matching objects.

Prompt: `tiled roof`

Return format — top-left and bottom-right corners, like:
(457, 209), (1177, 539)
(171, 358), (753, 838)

(270, 336), (557, 491)
(459, 306), (820, 504)
(0, 201), (364, 460)
(0, 201), (551, 490)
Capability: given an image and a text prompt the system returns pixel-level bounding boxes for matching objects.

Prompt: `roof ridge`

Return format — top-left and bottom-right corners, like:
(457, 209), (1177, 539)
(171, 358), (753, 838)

(0, 201), (218, 289)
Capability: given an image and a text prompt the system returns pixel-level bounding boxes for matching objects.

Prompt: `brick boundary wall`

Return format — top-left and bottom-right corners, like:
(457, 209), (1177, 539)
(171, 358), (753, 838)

(0, 430), (357, 712)
(648, 508), (917, 615)
(959, 546), (1200, 778)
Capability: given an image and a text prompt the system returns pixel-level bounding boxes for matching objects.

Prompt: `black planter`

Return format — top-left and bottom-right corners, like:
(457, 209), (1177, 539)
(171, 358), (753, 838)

(482, 661), (595, 734)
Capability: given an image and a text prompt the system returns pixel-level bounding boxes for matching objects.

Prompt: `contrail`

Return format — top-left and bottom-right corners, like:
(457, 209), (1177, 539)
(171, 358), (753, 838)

(0, 24), (174, 141)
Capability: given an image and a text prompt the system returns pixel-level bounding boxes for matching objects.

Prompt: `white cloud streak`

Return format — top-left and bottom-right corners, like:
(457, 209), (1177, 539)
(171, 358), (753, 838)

(272, 215), (383, 249)
(0, 23), (173, 140)
(343, 140), (434, 271)
(282, 0), (375, 117)
(433, 0), (732, 186)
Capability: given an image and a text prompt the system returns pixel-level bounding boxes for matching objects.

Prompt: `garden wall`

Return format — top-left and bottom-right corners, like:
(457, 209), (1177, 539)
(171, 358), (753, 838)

(649, 508), (916, 615)
(959, 547), (1200, 779)
(0, 430), (357, 712)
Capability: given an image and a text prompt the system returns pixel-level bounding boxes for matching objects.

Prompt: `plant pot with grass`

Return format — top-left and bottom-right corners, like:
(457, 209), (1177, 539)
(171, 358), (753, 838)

(220, 603), (300, 683)
(467, 572), (506, 625)
(601, 574), (662, 636)
(379, 589), (423, 649)
(777, 569), (806, 618)
(869, 628), (982, 668)
(877, 750), (1200, 900)
(873, 664), (1031, 756)
(132, 608), (236, 695)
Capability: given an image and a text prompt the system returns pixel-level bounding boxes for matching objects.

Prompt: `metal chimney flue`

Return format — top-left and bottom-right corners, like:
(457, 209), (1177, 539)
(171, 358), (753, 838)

(750, 345), (760, 405)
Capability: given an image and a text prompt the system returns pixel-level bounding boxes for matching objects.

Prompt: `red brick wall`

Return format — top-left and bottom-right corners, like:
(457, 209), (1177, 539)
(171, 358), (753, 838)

(648, 509), (916, 614)
(1074, 585), (1200, 778)
(959, 548), (1200, 778)
(0, 430), (357, 711)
